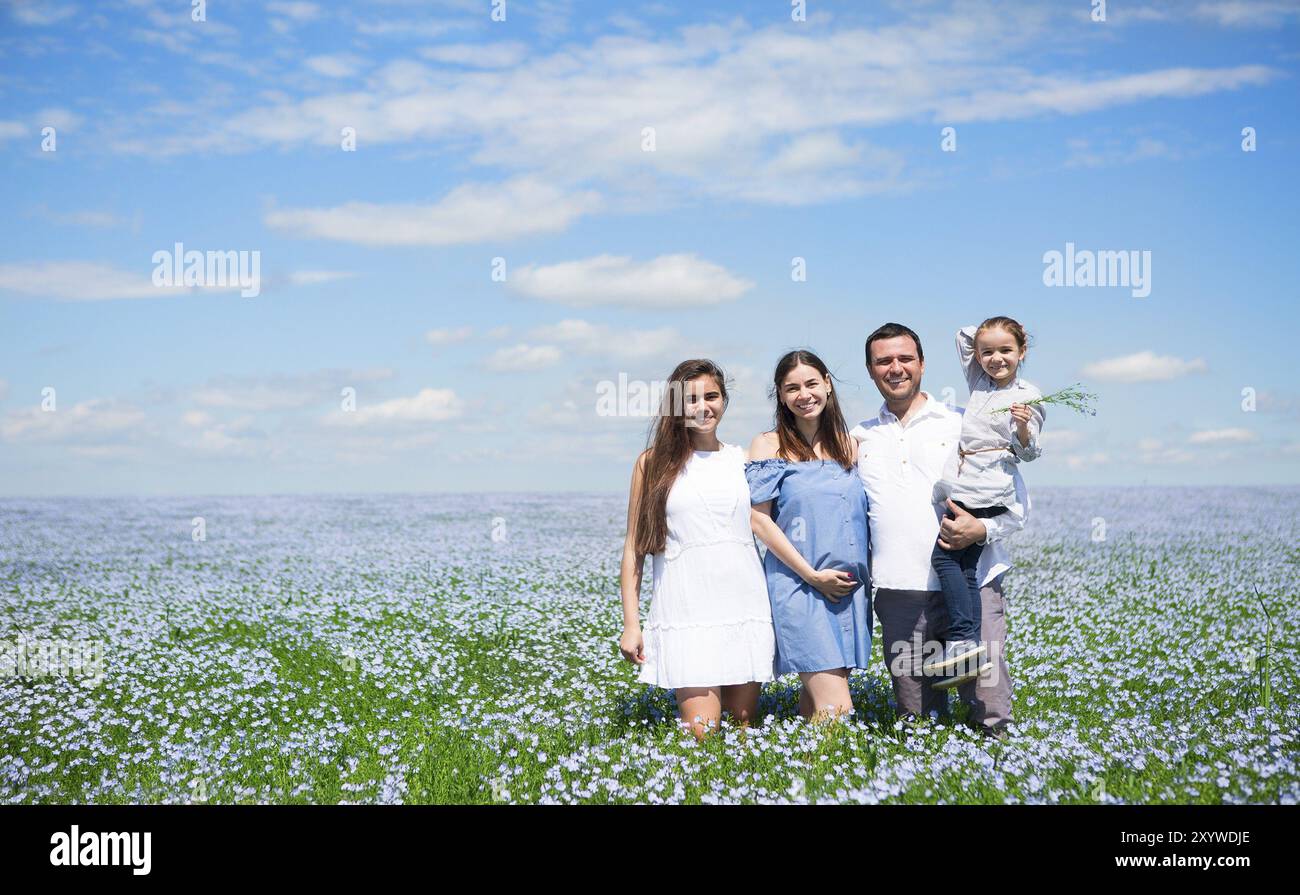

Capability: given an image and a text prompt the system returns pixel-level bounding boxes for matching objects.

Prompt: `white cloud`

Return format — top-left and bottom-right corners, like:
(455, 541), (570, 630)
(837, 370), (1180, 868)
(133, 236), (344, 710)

(286, 270), (355, 286)
(31, 206), (129, 228)
(323, 387), (463, 426)
(190, 51), (266, 78)
(1188, 427), (1256, 444)
(191, 368), (393, 412)
(484, 344), (563, 372)
(1065, 451), (1112, 470)
(1133, 436), (1198, 465)
(191, 429), (260, 457)
(419, 42), (529, 68)
(0, 398), (146, 443)
(529, 319), (683, 360)
(937, 65), (1275, 123)
(183, 415), (270, 459)
(265, 178), (601, 246)
(1065, 136), (1182, 169)
(0, 121), (27, 141)
(305, 55), (363, 78)
(1254, 390), (1300, 416)
(111, 8), (1280, 215)
(0, 378), (9, 401)
(36, 107), (80, 132)
(1188, 1), (1300, 27)
(1117, 5), (1184, 22)
(1081, 351), (1208, 383)
(1136, 445), (1196, 465)
(766, 131), (865, 175)
(1039, 429), (1085, 450)
(716, 133), (906, 204)
(331, 429), (443, 462)
(67, 444), (146, 460)
(9, 2), (76, 25)
(354, 18), (460, 38)
(0, 261), (338, 301)
(268, 1), (320, 21)
(191, 383), (316, 412)
(127, 0), (240, 55)
(510, 254), (753, 309)
(0, 261), (195, 301)
(425, 326), (474, 347)
(525, 399), (585, 429)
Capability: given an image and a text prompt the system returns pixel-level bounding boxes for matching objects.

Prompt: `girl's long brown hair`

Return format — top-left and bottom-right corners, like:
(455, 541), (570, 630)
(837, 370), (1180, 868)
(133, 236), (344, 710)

(770, 349), (854, 471)
(633, 359), (729, 557)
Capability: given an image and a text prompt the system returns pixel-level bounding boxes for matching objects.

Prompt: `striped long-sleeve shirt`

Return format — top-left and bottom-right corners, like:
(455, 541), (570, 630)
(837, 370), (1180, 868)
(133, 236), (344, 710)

(935, 325), (1045, 511)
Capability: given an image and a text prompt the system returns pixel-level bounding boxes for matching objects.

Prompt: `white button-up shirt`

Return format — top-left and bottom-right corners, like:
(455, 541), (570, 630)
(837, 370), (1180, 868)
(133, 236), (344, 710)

(851, 391), (1028, 592)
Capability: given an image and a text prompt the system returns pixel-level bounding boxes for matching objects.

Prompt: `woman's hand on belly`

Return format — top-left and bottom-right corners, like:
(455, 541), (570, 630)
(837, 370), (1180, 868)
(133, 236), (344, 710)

(806, 567), (857, 602)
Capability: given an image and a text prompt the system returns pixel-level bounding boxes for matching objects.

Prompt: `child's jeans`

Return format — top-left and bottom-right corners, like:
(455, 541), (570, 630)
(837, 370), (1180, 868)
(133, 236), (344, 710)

(930, 501), (1008, 643)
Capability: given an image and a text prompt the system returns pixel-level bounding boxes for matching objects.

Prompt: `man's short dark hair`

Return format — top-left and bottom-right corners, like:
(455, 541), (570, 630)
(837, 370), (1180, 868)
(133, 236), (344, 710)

(865, 323), (924, 364)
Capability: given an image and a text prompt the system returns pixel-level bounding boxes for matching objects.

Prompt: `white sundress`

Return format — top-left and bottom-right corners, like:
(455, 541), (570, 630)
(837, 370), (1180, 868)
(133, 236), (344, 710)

(639, 442), (777, 690)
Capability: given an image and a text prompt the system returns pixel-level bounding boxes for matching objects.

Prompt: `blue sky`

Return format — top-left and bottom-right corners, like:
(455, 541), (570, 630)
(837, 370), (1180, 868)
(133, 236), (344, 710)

(2, 0), (1298, 496)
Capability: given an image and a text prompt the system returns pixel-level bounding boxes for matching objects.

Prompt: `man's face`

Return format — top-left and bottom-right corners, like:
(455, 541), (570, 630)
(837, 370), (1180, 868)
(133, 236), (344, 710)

(867, 335), (925, 404)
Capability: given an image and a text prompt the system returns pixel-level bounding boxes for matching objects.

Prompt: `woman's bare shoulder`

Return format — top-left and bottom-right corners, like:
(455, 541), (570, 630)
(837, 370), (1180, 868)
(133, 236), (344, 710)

(747, 431), (779, 461)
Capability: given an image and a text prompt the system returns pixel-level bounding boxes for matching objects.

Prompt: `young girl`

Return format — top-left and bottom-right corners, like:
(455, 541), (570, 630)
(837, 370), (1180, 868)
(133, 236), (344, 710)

(926, 317), (1043, 689)
(618, 359), (776, 739)
(746, 350), (872, 721)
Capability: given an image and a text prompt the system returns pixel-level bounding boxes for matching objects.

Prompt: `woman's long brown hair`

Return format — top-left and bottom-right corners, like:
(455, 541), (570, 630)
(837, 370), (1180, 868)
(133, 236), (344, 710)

(633, 359), (729, 557)
(770, 349), (854, 471)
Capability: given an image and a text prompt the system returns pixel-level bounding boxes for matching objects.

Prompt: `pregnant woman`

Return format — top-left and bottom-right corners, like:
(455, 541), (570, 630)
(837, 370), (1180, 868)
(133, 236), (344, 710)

(746, 350), (872, 721)
(618, 359), (776, 740)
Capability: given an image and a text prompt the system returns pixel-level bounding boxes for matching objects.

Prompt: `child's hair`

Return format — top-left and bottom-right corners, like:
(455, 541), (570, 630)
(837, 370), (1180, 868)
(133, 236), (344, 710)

(975, 316), (1031, 359)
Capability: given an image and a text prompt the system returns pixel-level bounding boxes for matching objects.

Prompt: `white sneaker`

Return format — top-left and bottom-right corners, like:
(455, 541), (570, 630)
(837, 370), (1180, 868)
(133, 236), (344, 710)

(930, 658), (994, 690)
(922, 640), (986, 676)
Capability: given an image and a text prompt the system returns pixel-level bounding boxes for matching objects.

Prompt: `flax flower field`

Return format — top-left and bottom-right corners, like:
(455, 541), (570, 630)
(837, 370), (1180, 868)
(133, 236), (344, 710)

(1, 487), (1296, 804)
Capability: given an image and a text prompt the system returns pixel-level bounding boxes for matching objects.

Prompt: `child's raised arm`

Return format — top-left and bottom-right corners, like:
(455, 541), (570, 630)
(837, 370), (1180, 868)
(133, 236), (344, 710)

(956, 325), (983, 393)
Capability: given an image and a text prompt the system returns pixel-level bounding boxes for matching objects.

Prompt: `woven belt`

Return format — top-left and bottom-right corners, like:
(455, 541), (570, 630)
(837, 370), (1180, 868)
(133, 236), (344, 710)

(957, 445), (1011, 476)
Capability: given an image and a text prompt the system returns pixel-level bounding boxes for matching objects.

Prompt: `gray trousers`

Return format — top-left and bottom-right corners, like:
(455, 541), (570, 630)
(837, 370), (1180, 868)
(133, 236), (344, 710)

(873, 573), (1013, 730)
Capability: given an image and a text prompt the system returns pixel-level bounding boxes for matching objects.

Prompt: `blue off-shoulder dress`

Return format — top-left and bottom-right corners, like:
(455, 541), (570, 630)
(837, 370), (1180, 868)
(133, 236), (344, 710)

(745, 459), (873, 675)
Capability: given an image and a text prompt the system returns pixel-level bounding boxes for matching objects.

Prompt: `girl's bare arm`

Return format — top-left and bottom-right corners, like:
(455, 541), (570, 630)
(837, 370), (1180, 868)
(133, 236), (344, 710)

(618, 453), (649, 662)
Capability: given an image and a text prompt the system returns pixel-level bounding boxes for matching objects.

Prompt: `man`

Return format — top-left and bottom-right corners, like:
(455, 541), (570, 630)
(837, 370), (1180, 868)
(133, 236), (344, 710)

(850, 322), (1026, 737)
